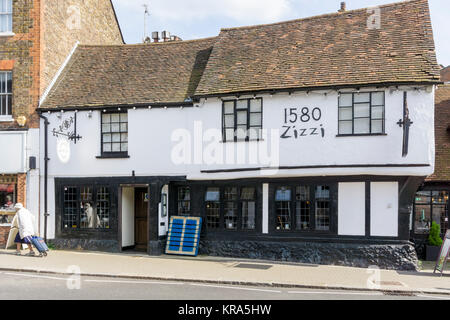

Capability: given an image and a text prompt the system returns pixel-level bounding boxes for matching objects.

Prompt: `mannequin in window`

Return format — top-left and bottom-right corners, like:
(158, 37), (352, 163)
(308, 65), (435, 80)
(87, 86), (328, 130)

(85, 202), (102, 228)
(4, 195), (13, 208)
(85, 203), (95, 228)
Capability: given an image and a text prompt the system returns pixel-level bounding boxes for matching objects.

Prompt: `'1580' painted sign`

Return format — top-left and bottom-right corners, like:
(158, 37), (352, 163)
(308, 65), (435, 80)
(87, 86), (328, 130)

(281, 107), (325, 139)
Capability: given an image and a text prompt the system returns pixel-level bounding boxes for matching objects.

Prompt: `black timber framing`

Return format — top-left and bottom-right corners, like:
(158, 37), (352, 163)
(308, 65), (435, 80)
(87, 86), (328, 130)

(53, 174), (425, 254)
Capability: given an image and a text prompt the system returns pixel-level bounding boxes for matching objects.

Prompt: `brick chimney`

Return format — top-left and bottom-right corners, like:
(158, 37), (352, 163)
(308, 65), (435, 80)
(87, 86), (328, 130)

(338, 2), (346, 12)
(152, 31), (159, 43)
(162, 31), (170, 42)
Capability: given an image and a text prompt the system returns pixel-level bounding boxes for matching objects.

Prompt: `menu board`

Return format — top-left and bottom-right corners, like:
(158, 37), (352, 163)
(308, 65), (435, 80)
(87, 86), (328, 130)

(434, 230), (450, 275)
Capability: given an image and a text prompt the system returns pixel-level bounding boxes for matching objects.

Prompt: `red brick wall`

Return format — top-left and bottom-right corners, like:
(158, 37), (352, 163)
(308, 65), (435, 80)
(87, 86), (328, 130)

(0, 226), (10, 247)
(426, 84), (450, 182)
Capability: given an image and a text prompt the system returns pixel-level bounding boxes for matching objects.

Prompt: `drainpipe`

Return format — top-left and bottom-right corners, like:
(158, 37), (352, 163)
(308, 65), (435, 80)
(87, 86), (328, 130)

(39, 114), (49, 242)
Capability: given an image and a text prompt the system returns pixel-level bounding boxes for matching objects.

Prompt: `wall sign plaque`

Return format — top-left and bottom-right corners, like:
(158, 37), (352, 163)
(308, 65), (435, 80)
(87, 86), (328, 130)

(281, 107), (325, 139)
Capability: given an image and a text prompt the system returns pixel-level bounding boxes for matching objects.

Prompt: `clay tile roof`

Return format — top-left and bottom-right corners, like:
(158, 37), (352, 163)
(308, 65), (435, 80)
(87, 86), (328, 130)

(40, 37), (216, 110)
(195, 0), (440, 97)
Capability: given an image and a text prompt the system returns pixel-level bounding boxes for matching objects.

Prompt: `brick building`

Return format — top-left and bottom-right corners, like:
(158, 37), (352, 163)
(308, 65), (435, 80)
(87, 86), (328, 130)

(411, 66), (450, 257)
(0, 0), (123, 246)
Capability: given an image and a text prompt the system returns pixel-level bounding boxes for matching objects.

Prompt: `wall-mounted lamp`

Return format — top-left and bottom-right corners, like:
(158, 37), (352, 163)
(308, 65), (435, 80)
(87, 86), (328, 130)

(16, 115), (27, 127)
(87, 110), (93, 119)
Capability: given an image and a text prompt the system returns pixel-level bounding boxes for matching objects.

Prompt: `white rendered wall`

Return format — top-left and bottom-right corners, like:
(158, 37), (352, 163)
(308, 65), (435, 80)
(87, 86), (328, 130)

(121, 187), (135, 247)
(26, 128), (40, 235)
(338, 182), (366, 236)
(40, 87), (435, 180)
(370, 182), (399, 237)
(0, 131), (27, 173)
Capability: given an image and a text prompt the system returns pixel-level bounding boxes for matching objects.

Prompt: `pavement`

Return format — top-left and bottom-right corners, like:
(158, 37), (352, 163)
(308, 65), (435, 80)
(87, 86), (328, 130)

(0, 249), (449, 296)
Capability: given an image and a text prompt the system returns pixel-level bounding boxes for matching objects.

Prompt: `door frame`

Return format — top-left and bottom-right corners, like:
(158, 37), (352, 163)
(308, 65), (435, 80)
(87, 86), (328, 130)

(118, 184), (149, 251)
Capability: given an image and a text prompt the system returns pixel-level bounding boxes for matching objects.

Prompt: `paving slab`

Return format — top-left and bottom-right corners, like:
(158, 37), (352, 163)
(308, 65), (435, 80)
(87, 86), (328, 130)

(0, 249), (449, 295)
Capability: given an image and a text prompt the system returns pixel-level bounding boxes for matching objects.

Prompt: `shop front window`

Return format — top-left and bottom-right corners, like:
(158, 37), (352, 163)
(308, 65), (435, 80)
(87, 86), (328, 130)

(204, 186), (259, 232)
(63, 185), (110, 229)
(241, 187), (256, 230)
(0, 183), (15, 224)
(177, 187), (191, 216)
(275, 187), (292, 230)
(205, 188), (220, 229)
(414, 190), (449, 234)
(276, 184), (332, 232)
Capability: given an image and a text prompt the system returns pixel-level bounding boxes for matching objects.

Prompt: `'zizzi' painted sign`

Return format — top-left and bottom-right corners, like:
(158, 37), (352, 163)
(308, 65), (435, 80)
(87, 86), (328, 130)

(281, 107), (325, 139)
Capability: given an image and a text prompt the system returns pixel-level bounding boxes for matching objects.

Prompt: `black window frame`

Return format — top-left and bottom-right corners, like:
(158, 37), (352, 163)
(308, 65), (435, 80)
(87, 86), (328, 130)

(204, 185), (259, 233)
(273, 184), (334, 233)
(413, 190), (449, 236)
(338, 91), (385, 136)
(100, 111), (129, 158)
(62, 185), (111, 230)
(176, 186), (191, 216)
(222, 97), (263, 142)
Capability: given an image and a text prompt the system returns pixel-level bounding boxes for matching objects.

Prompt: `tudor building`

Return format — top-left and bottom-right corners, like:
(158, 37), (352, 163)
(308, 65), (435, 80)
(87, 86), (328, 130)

(0, 0), (123, 246)
(411, 67), (450, 257)
(37, 0), (441, 270)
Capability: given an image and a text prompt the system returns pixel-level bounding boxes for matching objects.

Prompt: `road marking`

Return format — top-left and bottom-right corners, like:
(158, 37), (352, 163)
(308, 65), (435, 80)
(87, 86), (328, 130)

(288, 290), (383, 296)
(84, 279), (184, 285)
(4, 272), (68, 281)
(189, 283), (282, 293)
(417, 294), (450, 300)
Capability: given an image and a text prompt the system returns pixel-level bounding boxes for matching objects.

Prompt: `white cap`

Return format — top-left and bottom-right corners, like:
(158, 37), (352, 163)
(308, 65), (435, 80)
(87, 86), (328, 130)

(14, 203), (23, 210)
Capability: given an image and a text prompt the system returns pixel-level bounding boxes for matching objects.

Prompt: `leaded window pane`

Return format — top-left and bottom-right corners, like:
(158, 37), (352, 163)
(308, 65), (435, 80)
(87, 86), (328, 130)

(354, 92), (370, 103)
(296, 186), (310, 230)
(372, 92), (384, 105)
(177, 187), (191, 216)
(205, 187), (220, 229)
(250, 113), (261, 126)
(339, 107), (352, 121)
(224, 101), (234, 114)
(315, 186), (330, 231)
(339, 93), (353, 107)
(97, 187), (110, 229)
(354, 103), (370, 118)
(354, 118), (370, 134)
(250, 99), (262, 112)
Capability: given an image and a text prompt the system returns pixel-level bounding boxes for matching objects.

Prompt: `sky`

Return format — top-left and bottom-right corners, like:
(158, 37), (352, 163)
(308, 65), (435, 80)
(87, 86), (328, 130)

(111, 0), (450, 66)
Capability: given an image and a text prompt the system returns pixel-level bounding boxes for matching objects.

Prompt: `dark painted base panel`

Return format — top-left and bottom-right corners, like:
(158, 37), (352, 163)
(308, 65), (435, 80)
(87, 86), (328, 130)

(49, 239), (119, 253)
(49, 238), (419, 271)
(199, 240), (419, 271)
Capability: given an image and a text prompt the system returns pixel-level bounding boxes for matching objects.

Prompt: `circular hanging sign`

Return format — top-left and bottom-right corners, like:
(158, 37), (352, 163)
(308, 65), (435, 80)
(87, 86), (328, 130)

(56, 138), (71, 164)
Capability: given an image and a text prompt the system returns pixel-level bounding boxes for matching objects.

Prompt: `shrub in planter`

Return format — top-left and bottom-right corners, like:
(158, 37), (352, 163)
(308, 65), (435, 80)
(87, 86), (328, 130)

(426, 222), (443, 261)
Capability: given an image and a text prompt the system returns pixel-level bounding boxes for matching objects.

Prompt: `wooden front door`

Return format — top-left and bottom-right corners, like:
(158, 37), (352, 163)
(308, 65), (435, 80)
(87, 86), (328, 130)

(135, 188), (148, 251)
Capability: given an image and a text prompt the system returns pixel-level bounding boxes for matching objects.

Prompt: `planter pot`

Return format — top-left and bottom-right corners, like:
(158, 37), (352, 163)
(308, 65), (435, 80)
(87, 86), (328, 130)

(426, 245), (441, 262)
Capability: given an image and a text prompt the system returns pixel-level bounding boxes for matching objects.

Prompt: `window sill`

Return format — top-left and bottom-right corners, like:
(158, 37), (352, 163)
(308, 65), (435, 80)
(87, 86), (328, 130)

(336, 133), (387, 137)
(0, 116), (13, 122)
(0, 32), (14, 37)
(96, 153), (130, 159)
